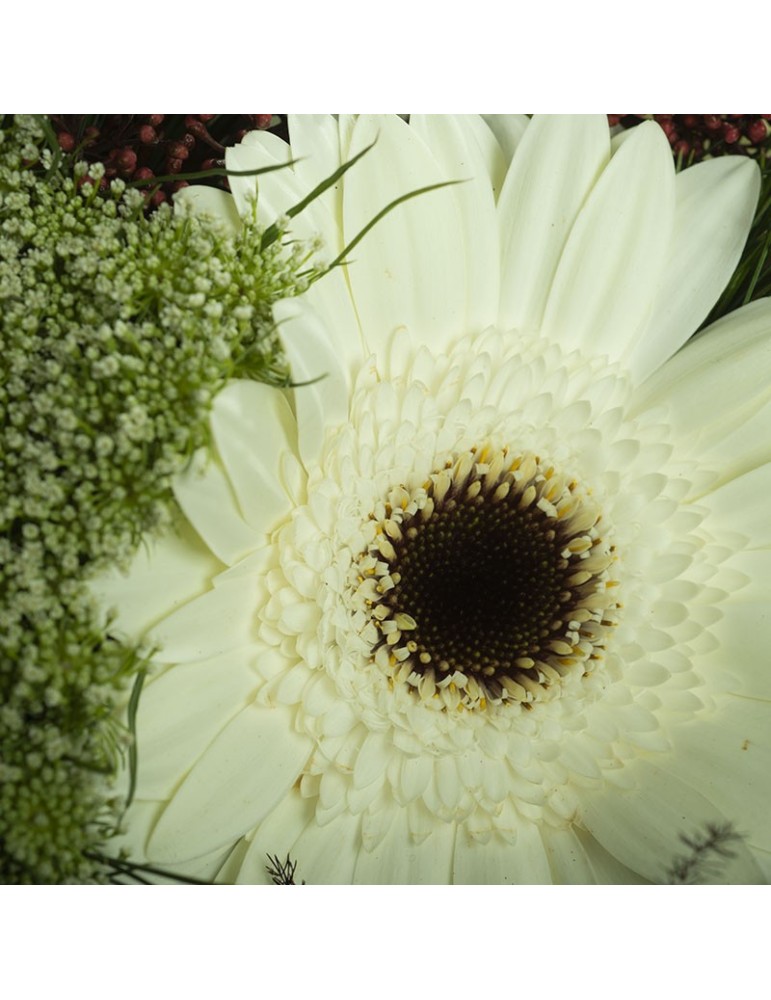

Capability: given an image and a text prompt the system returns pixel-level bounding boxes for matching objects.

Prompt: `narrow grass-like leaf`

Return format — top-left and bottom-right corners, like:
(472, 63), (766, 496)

(129, 160), (300, 189)
(260, 139), (378, 252)
(124, 665), (147, 812)
(87, 851), (212, 885)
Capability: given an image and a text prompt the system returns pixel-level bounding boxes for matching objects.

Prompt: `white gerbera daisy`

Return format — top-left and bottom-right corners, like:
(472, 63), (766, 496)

(99, 114), (771, 883)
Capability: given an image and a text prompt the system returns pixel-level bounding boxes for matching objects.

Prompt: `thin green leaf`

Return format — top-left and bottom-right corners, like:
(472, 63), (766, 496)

(87, 851), (213, 885)
(129, 159), (301, 189)
(124, 665), (147, 812)
(260, 139), (377, 252)
(743, 227), (771, 304)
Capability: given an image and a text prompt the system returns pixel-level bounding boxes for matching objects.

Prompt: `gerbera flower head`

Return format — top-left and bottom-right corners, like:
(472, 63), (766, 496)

(99, 115), (771, 883)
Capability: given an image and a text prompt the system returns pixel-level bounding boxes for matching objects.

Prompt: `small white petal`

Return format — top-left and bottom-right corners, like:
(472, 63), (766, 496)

(173, 186), (241, 237)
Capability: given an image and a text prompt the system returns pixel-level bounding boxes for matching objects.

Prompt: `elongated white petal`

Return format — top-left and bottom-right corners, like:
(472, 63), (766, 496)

(209, 380), (299, 536)
(148, 704), (311, 863)
(580, 760), (764, 883)
(627, 156), (760, 382)
(540, 825), (649, 884)
(235, 789), (315, 884)
(286, 115), (346, 254)
(498, 114), (610, 334)
(134, 649), (261, 799)
(481, 114), (530, 168)
(453, 821), (552, 884)
(173, 448), (263, 565)
(292, 809), (362, 884)
(93, 518), (222, 641)
(150, 575), (263, 663)
(633, 298), (771, 487)
(699, 462), (771, 550)
(341, 114), (469, 357)
(353, 809), (455, 884)
(541, 121), (675, 364)
(225, 130), (301, 227)
(409, 115), (500, 333)
(274, 296), (353, 466)
(660, 697), (771, 860)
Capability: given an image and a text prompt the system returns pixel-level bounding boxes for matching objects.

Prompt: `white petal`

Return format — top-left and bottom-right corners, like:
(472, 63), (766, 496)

(632, 298), (771, 485)
(342, 114), (469, 358)
(134, 648), (261, 799)
(225, 130), (301, 226)
(627, 155), (760, 382)
(286, 115), (345, 253)
(148, 704), (311, 863)
(498, 114), (610, 334)
(274, 296), (352, 467)
(699, 463), (771, 550)
(453, 821), (552, 884)
(353, 730), (391, 789)
(295, 267), (367, 383)
(540, 825), (649, 884)
(579, 760), (765, 883)
(661, 695), (771, 860)
(150, 575), (262, 663)
(209, 380), (299, 536)
(353, 809), (455, 884)
(173, 447), (263, 565)
(92, 517), (222, 641)
(541, 120), (675, 365)
(409, 115), (500, 333)
(291, 809), (361, 884)
(173, 186), (241, 237)
(481, 114), (530, 167)
(236, 788), (315, 884)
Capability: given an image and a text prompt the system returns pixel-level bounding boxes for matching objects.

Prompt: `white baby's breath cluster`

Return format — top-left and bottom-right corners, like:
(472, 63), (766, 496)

(0, 115), (315, 882)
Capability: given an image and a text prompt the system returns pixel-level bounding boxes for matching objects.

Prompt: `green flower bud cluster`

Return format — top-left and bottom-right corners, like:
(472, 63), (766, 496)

(0, 116), (313, 882)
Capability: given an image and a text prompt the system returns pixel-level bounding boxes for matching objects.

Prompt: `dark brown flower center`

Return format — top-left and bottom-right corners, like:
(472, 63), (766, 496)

(355, 448), (618, 710)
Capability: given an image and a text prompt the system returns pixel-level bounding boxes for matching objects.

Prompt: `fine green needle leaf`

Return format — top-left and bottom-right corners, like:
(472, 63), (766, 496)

(260, 139), (378, 252)
(124, 666), (147, 812)
(129, 159), (301, 189)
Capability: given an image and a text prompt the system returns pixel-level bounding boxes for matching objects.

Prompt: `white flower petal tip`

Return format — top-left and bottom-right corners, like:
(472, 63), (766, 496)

(173, 186), (242, 238)
(118, 116), (771, 883)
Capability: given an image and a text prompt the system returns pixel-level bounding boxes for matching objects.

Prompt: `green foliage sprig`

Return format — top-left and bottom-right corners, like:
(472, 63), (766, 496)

(0, 116), (314, 882)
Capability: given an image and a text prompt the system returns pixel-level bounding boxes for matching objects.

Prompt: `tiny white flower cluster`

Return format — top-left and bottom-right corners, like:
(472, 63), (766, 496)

(0, 116), (314, 882)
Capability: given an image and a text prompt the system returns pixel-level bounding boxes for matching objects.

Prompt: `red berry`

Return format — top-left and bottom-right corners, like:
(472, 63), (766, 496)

(747, 119), (769, 145)
(57, 131), (75, 152)
(168, 143), (189, 161)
